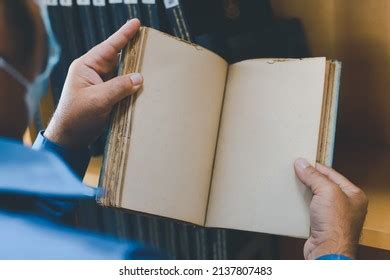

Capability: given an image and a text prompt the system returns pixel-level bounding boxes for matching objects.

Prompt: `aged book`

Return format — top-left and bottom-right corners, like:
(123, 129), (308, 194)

(98, 27), (341, 238)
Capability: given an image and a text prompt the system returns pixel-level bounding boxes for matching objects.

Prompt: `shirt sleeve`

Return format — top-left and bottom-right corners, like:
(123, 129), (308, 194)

(316, 254), (352, 260)
(0, 211), (164, 260)
(32, 131), (91, 179)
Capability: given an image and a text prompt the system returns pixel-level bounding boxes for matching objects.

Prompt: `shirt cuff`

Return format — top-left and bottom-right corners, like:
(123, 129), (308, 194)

(316, 254), (353, 260)
(32, 131), (91, 179)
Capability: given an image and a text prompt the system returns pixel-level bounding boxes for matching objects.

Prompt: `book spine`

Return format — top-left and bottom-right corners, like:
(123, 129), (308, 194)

(165, 221), (177, 258)
(108, 0), (128, 32)
(194, 33), (221, 56)
(46, 0), (67, 104)
(76, 0), (99, 50)
(45, 0), (63, 103)
(148, 217), (161, 249)
(163, 0), (191, 41)
(220, 229), (227, 259)
(124, 0), (143, 20)
(135, 215), (147, 243)
(194, 227), (202, 259)
(92, 0), (112, 41)
(59, 0), (85, 59)
(178, 224), (191, 259)
(140, 0), (161, 29)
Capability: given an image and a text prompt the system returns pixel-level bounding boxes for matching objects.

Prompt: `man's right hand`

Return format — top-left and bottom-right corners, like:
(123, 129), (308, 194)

(294, 158), (368, 260)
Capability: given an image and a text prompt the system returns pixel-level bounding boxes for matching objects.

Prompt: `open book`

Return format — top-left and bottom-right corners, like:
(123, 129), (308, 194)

(98, 27), (341, 238)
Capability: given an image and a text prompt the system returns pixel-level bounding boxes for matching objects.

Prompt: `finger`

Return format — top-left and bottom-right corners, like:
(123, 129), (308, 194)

(315, 163), (352, 186)
(91, 73), (143, 108)
(294, 158), (336, 195)
(315, 163), (362, 196)
(81, 19), (141, 74)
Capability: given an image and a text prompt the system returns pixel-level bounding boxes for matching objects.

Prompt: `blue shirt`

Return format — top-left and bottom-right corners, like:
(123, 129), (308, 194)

(0, 132), (160, 259)
(0, 133), (349, 260)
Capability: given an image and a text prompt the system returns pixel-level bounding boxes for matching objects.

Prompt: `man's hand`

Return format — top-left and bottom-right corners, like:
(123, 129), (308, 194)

(45, 19), (143, 149)
(294, 158), (368, 260)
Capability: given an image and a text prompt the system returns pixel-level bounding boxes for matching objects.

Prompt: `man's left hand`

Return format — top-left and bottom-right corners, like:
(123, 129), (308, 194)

(45, 19), (143, 149)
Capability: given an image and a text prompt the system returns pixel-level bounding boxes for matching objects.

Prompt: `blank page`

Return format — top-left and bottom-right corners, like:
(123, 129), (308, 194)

(206, 58), (326, 237)
(120, 29), (228, 225)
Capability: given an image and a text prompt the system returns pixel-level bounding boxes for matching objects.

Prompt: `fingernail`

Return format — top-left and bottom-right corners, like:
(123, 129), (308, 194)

(127, 18), (140, 24)
(129, 73), (143, 86)
(295, 158), (310, 170)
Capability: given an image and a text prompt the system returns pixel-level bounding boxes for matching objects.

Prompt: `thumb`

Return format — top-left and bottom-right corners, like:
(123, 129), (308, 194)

(92, 73), (143, 107)
(294, 158), (336, 195)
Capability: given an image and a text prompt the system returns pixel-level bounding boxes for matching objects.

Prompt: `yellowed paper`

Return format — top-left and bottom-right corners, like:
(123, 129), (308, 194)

(206, 58), (326, 238)
(120, 29), (228, 225)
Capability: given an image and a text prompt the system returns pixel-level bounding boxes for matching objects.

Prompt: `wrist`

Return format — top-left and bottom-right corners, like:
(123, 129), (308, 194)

(44, 127), (68, 148)
(44, 125), (85, 150)
(308, 240), (357, 260)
